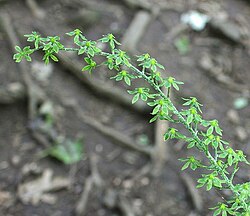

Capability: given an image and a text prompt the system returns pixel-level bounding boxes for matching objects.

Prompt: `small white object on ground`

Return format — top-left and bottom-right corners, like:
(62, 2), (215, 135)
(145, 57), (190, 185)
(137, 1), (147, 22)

(181, 10), (210, 31)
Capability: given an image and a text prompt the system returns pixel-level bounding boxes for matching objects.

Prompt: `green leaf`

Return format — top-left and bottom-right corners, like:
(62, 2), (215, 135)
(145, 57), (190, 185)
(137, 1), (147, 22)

(15, 46), (22, 52)
(132, 94), (139, 104)
(149, 115), (158, 123)
(66, 31), (75, 36)
(123, 58), (130, 66)
(45, 58), (49, 65)
(215, 126), (222, 135)
(206, 180), (213, 191)
(172, 82), (180, 91)
(82, 65), (92, 72)
(53, 44), (59, 53)
(151, 65), (157, 72)
(124, 76), (131, 86)
(116, 57), (122, 65)
(181, 162), (190, 170)
(88, 47), (95, 57)
(187, 141), (195, 149)
(207, 126), (214, 136)
(44, 43), (51, 50)
(141, 94), (147, 101)
(228, 154), (233, 166)
(213, 209), (221, 216)
(152, 105), (160, 115)
(100, 37), (109, 43)
(48, 139), (84, 164)
(115, 75), (123, 81)
(78, 47), (86, 55)
(13, 53), (22, 62)
(187, 114), (193, 125)
(84, 57), (91, 64)
(213, 178), (222, 188)
(25, 55), (32, 62)
(50, 55), (58, 62)
(174, 36), (190, 55)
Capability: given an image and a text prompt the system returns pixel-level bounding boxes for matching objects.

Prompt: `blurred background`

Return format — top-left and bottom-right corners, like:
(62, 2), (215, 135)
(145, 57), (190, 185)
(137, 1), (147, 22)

(0, 0), (249, 215)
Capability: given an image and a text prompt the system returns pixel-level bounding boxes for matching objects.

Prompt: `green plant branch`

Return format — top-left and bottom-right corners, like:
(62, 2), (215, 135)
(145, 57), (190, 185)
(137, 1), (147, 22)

(13, 30), (249, 215)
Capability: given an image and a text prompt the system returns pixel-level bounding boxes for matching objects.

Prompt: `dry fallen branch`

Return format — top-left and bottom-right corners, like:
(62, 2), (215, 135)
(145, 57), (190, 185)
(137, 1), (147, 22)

(63, 99), (153, 156)
(199, 53), (248, 93)
(18, 168), (70, 205)
(122, 0), (183, 12)
(0, 12), (63, 150)
(75, 176), (94, 215)
(75, 153), (103, 215)
(180, 172), (203, 212)
(121, 10), (154, 54)
(151, 88), (169, 176)
(25, 0), (46, 20)
(0, 12), (46, 120)
(118, 193), (136, 216)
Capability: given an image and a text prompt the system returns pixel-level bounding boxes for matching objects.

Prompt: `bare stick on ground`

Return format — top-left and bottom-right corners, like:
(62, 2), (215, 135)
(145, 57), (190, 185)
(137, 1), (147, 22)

(75, 153), (103, 215)
(121, 10), (154, 54)
(180, 172), (203, 212)
(0, 11), (46, 120)
(25, 0), (45, 20)
(151, 87), (169, 176)
(63, 99), (153, 156)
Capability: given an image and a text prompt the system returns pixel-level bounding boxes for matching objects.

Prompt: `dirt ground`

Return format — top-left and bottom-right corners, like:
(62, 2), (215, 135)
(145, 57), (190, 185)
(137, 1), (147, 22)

(0, 0), (249, 215)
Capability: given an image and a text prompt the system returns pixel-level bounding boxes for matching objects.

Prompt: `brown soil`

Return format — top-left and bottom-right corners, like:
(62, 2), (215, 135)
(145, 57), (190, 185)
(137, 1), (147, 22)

(0, 0), (249, 215)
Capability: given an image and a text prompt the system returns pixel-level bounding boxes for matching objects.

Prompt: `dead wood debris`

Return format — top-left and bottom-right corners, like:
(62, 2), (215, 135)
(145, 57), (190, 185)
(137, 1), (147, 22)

(199, 53), (248, 93)
(118, 193), (136, 216)
(151, 87), (169, 177)
(180, 172), (203, 212)
(208, 17), (249, 45)
(0, 190), (13, 207)
(164, 23), (189, 43)
(0, 11), (46, 120)
(63, 98), (153, 156)
(18, 168), (70, 205)
(0, 12), (70, 151)
(0, 82), (26, 104)
(121, 0), (183, 12)
(121, 10), (154, 54)
(75, 153), (103, 215)
(75, 153), (137, 216)
(67, 9), (100, 29)
(84, 1), (124, 19)
(25, 0), (46, 20)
